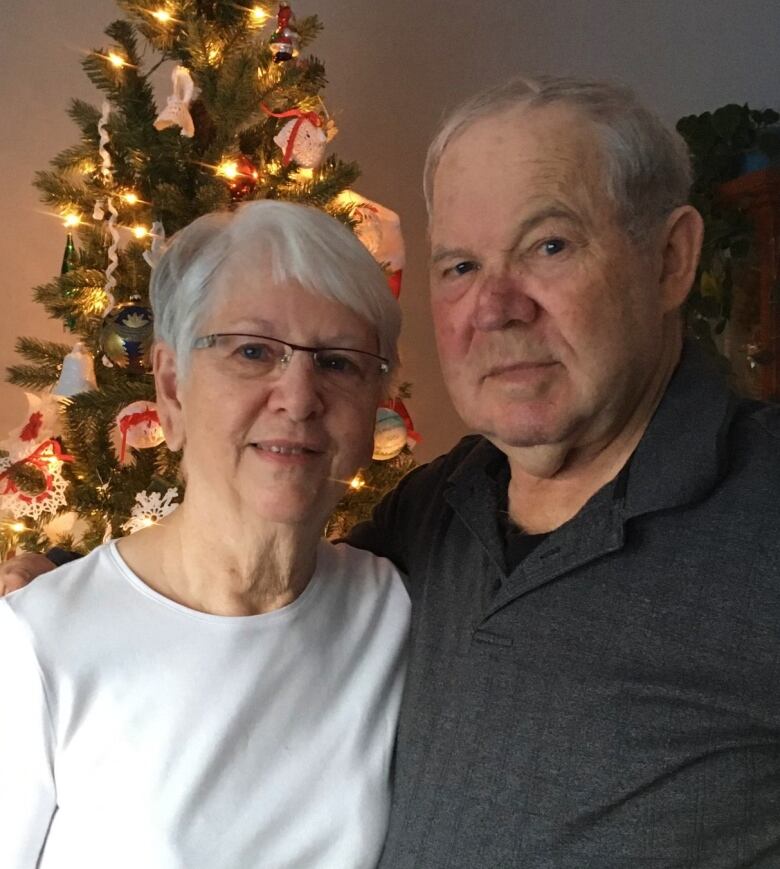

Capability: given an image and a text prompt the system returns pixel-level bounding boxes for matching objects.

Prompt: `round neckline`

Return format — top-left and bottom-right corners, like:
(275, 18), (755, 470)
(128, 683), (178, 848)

(107, 538), (329, 626)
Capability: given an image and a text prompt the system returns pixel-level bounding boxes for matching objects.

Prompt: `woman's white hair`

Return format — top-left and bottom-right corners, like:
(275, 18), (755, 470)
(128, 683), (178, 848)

(423, 75), (693, 241)
(149, 200), (401, 377)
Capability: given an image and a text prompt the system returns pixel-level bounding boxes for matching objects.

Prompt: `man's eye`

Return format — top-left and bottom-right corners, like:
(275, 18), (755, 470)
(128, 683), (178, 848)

(539, 238), (567, 256)
(452, 261), (477, 276)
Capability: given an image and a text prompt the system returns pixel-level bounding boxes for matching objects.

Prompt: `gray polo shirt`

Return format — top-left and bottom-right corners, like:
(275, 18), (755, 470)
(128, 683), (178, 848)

(350, 343), (780, 868)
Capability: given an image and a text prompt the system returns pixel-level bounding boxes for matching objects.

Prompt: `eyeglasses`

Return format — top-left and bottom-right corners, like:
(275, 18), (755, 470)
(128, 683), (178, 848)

(192, 333), (390, 389)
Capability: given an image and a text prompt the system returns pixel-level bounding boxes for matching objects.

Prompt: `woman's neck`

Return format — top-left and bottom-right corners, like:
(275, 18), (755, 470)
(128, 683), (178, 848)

(117, 501), (322, 616)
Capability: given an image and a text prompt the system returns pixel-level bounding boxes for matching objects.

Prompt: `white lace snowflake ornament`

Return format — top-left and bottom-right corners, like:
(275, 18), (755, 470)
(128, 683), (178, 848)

(0, 446), (70, 521)
(122, 488), (180, 534)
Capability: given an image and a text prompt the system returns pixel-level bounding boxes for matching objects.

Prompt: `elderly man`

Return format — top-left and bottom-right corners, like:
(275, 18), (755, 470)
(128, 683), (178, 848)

(4, 77), (780, 866)
(350, 77), (780, 867)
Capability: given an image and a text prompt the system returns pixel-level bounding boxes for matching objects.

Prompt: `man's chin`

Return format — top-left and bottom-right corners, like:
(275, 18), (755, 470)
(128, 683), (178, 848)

(474, 406), (574, 450)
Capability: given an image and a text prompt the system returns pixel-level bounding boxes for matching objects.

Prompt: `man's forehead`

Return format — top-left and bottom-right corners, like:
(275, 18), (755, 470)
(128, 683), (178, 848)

(429, 105), (607, 225)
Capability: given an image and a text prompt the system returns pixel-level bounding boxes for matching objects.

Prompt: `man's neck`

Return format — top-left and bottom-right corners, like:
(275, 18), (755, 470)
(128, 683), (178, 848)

(505, 338), (682, 534)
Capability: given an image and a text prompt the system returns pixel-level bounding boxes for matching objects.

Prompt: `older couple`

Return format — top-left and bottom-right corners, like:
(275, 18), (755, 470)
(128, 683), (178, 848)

(4, 75), (780, 868)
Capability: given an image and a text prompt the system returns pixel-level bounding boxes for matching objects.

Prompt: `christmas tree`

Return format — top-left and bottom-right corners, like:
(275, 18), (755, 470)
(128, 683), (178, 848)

(0, 0), (416, 561)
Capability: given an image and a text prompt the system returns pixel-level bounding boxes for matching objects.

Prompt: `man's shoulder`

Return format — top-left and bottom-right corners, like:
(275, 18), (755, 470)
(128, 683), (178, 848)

(346, 435), (492, 570)
(735, 398), (780, 438)
(400, 434), (491, 491)
(730, 398), (780, 459)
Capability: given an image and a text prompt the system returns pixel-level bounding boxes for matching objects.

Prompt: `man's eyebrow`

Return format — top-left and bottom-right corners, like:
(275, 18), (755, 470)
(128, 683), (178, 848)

(430, 206), (584, 266)
(507, 206), (583, 251)
(430, 247), (475, 266)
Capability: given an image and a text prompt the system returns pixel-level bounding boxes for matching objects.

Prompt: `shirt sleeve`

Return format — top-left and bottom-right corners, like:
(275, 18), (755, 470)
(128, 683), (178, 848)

(0, 599), (57, 866)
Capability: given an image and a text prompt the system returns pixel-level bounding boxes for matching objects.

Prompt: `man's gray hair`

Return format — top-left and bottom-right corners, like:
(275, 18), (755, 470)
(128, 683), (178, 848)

(150, 200), (401, 377)
(423, 76), (693, 240)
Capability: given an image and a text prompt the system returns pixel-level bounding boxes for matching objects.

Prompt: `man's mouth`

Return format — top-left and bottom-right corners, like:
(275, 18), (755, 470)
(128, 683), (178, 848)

(484, 360), (558, 380)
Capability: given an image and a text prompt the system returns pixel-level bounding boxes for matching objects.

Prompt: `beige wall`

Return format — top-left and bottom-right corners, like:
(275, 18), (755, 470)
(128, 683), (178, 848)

(2, 0), (779, 462)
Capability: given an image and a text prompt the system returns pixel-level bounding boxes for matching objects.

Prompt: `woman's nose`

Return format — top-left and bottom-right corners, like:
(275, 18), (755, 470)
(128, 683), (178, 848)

(266, 353), (325, 420)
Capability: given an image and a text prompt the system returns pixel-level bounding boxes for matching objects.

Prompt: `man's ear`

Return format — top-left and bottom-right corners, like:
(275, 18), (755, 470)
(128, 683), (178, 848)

(658, 205), (705, 313)
(153, 342), (185, 452)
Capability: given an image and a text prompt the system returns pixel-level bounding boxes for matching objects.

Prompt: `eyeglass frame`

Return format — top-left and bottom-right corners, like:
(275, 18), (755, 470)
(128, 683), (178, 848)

(191, 333), (391, 378)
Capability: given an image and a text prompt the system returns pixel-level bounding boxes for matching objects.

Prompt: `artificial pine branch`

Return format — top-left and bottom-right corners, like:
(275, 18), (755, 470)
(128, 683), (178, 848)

(14, 338), (73, 367)
(51, 144), (98, 173)
(67, 98), (103, 137)
(6, 364), (61, 391)
(33, 171), (89, 209)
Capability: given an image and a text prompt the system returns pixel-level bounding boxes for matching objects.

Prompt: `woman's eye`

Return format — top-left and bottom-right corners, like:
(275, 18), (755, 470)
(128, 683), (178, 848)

(317, 353), (362, 377)
(237, 343), (274, 362)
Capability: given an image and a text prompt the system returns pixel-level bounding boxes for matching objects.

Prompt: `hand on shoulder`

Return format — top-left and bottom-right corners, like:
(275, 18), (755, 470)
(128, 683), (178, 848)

(0, 552), (57, 596)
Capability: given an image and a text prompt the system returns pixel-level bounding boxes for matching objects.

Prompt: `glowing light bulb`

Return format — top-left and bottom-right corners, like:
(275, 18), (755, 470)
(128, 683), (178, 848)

(62, 212), (81, 228)
(10, 522), (26, 534)
(132, 225), (149, 239)
(108, 52), (127, 68)
(266, 160), (281, 174)
(122, 191), (140, 205)
(152, 8), (172, 22)
(250, 6), (269, 24)
(216, 160), (239, 180)
(294, 167), (314, 181)
(141, 517), (155, 528)
(349, 474), (366, 491)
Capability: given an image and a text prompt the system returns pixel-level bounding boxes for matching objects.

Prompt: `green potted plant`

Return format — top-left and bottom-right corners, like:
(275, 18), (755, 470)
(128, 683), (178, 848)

(676, 104), (780, 356)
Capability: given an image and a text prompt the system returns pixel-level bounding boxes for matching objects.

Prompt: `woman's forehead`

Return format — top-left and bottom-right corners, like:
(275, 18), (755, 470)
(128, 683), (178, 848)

(204, 279), (376, 342)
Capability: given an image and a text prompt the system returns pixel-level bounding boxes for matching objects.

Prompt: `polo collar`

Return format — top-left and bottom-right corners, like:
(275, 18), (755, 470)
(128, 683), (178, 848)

(621, 341), (735, 521)
(443, 341), (735, 541)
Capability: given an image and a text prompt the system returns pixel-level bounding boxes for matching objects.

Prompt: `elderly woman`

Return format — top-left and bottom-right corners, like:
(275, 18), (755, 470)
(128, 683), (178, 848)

(0, 201), (410, 868)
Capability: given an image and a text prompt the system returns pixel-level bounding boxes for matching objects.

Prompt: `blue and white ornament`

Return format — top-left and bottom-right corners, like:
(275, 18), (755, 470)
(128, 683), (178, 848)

(372, 407), (408, 461)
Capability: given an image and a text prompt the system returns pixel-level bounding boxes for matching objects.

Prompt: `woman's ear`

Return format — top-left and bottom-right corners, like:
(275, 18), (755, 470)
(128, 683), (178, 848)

(658, 205), (705, 313)
(153, 342), (185, 452)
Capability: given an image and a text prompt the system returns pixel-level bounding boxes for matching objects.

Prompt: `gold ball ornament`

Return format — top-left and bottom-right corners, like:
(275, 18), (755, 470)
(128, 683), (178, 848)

(100, 299), (154, 372)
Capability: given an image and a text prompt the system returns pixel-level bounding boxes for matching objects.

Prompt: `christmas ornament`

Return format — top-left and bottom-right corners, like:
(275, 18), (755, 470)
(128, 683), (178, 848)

(0, 394), (61, 463)
(270, 3), (299, 62)
(154, 66), (196, 138)
(0, 438), (73, 521)
(115, 401), (165, 462)
(275, 117), (326, 168)
(61, 232), (77, 275)
(142, 221), (167, 269)
(336, 191), (406, 298)
(99, 299), (154, 372)
(372, 407), (408, 461)
(53, 342), (97, 397)
(263, 104), (327, 168)
(219, 155), (260, 201)
(122, 488), (180, 534)
(94, 100), (120, 312)
(380, 397), (421, 450)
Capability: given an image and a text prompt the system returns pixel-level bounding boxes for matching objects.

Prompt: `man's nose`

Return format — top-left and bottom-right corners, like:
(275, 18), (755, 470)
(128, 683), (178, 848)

(472, 269), (538, 331)
(266, 352), (325, 420)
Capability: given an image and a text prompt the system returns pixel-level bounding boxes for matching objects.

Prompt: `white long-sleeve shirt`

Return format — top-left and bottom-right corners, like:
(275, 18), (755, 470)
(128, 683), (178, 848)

(0, 539), (410, 869)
